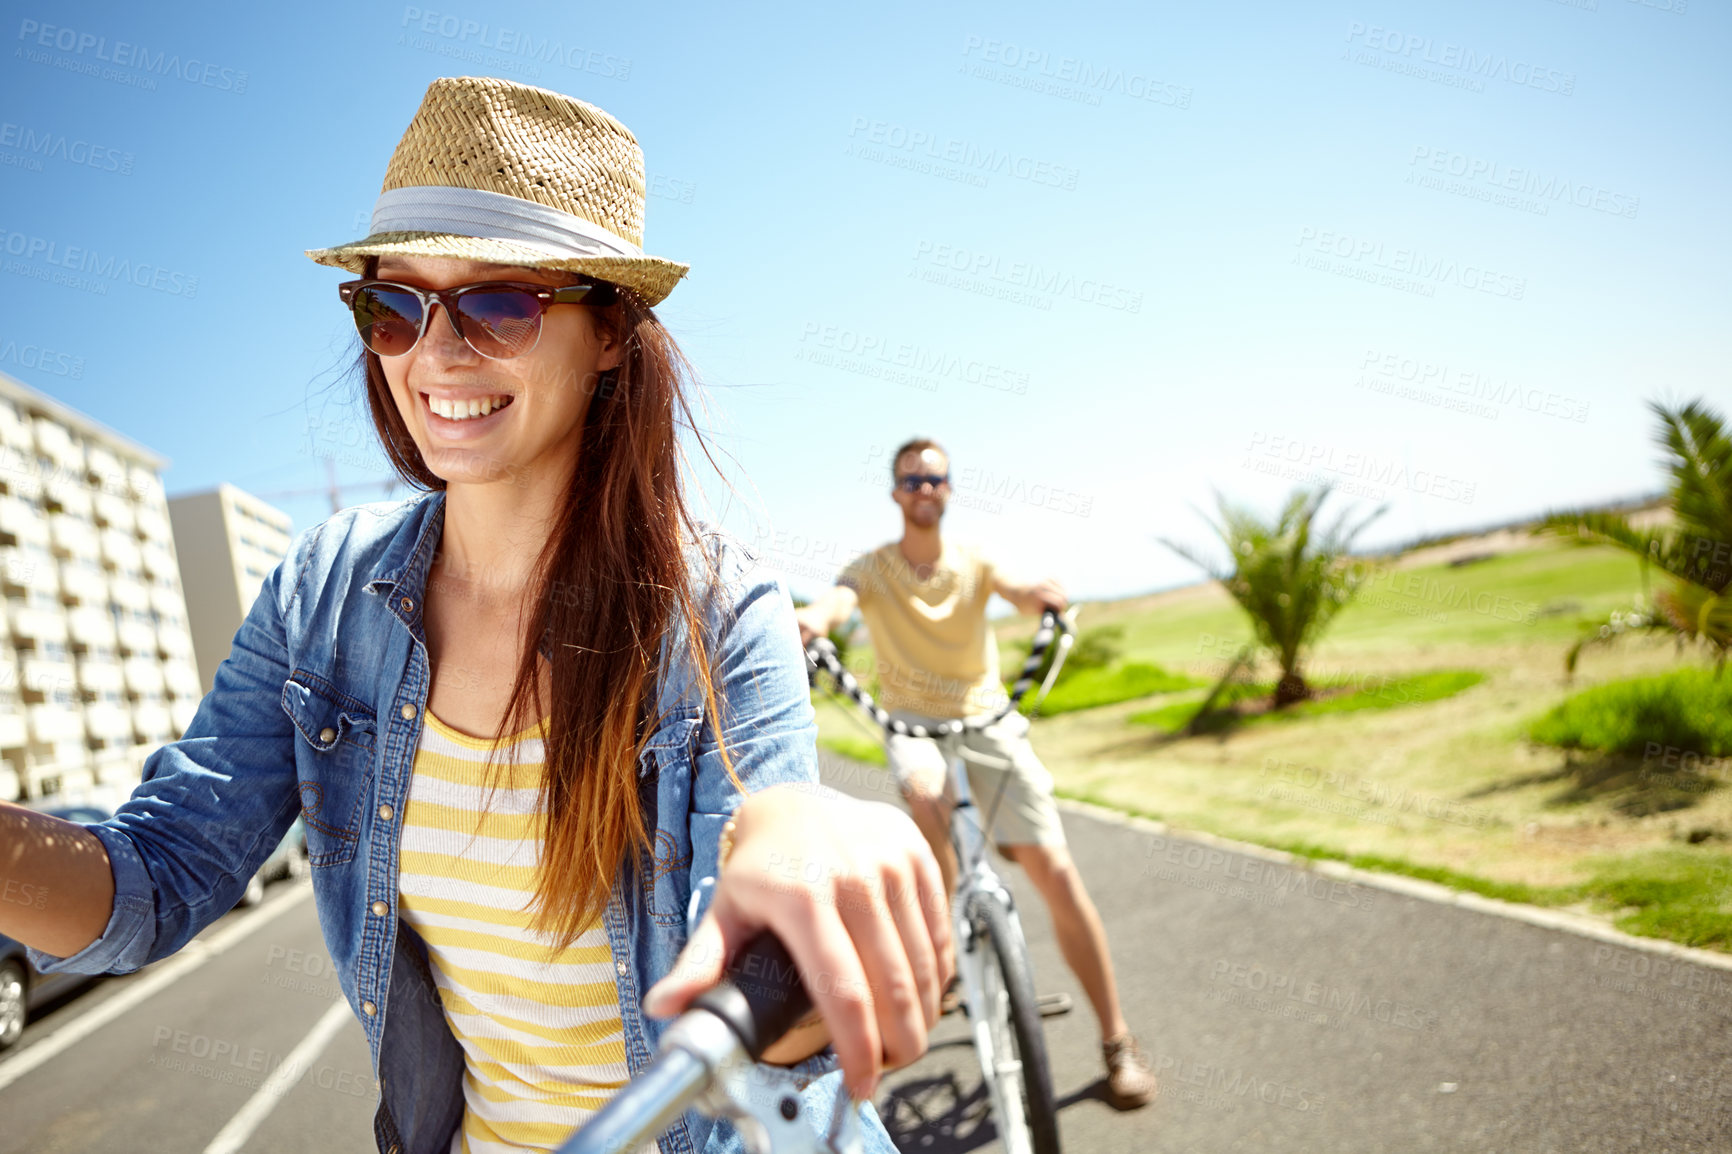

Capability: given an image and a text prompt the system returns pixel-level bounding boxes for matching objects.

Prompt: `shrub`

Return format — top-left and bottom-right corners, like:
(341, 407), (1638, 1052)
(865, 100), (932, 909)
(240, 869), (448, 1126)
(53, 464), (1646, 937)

(1528, 667), (1732, 758)
(1031, 662), (1201, 716)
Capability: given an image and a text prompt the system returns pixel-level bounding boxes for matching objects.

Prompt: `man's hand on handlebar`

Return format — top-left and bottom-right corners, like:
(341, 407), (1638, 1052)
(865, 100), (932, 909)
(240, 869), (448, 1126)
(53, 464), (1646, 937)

(641, 784), (954, 1102)
(1022, 578), (1068, 616)
(794, 607), (826, 648)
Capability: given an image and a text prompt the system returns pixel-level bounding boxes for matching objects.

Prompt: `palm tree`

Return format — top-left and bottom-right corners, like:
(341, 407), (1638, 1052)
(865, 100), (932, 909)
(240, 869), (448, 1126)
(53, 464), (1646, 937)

(1163, 486), (1385, 707)
(1540, 398), (1731, 673)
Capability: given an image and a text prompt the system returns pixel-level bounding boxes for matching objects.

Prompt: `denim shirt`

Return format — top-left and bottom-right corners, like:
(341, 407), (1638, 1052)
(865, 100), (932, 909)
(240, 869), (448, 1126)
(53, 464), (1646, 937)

(31, 491), (894, 1154)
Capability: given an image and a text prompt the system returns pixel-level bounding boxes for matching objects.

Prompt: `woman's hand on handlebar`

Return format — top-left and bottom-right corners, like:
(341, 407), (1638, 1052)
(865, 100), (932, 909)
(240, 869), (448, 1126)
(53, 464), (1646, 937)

(641, 783), (954, 1101)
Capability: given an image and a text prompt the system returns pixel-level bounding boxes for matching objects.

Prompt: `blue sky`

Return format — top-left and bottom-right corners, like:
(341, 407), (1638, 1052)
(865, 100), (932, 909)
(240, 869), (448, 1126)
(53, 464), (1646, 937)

(1, 0), (1726, 601)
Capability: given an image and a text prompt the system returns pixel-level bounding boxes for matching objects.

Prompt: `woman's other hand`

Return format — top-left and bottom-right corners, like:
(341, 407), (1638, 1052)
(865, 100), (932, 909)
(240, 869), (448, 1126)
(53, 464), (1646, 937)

(642, 784), (953, 1100)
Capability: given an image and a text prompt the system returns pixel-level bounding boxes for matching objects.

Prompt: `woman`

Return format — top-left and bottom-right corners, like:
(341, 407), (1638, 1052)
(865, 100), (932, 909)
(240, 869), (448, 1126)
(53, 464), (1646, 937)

(0, 77), (949, 1153)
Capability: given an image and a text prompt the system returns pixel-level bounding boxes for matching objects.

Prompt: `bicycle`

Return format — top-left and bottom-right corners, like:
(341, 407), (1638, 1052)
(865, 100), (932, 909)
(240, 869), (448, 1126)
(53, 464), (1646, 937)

(803, 607), (1077, 1154)
(555, 611), (1076, 1154)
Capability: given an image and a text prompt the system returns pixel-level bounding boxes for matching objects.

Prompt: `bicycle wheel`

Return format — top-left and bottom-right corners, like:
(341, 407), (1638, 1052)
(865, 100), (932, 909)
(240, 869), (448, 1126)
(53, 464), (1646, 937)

(965, 890), (1062, 1154)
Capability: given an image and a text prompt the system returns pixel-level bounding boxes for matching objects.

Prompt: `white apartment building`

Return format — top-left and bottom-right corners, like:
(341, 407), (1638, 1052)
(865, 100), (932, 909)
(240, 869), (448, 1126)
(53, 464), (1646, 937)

(167, 484), (294, 696)
(0, 372), (201, 803)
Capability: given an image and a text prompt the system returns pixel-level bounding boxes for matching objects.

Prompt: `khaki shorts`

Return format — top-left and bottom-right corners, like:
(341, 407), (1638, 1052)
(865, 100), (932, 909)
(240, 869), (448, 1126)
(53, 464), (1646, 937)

(884, 709), (1067, 849)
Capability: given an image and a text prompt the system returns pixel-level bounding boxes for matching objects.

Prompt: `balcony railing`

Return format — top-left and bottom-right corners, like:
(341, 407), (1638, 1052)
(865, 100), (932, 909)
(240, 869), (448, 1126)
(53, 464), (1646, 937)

(50, 516), (101, 560)
(107, 573), (150, 611)
(163, 660), (202, 696)
(26, 702), (85, 744)
(115, 617), (156, 654)
(8, 601), (69, 643)
(100, 527), (142, 570)
(66, 605), (117, 647)
(92, 490), (135, 532)
(59, 562), (108, 606)
(76, 660), (124, 693)
(122, 657), (165, 695)
(0, 495), (50, 547)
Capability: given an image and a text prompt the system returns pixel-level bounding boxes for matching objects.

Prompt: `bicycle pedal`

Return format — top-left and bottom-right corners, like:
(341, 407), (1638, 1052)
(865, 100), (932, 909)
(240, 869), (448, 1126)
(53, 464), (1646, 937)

(1036, 992), (1073, 1017)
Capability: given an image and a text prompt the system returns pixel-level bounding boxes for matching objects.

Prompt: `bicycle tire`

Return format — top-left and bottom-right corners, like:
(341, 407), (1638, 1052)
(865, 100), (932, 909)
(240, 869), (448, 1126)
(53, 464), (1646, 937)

(966, 890), (1062, 1154)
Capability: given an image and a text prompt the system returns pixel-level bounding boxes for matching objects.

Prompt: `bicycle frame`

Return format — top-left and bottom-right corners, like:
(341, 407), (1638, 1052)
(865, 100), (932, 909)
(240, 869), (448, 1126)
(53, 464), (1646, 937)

(806, 609), (1077, 1152)
(919, 729), (1041, 1141)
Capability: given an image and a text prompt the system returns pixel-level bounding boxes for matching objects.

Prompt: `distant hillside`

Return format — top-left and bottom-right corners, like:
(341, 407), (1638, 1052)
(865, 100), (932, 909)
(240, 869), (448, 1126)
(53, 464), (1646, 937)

(996, 490), (1667, 639)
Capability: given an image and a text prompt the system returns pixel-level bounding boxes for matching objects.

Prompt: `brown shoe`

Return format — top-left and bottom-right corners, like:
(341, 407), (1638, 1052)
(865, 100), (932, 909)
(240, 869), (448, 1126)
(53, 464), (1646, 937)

(1102, 1032), (1157, 1109)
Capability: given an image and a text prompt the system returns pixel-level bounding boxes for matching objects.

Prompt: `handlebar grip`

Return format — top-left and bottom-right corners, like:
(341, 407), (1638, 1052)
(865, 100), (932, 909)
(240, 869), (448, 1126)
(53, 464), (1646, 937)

(689, 932), (812, 1062)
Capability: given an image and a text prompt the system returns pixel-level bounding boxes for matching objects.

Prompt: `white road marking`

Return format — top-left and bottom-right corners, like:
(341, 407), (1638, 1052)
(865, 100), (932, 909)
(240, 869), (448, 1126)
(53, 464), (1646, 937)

(0, 881), (314, 1092)
(201, 999), (354, 1154)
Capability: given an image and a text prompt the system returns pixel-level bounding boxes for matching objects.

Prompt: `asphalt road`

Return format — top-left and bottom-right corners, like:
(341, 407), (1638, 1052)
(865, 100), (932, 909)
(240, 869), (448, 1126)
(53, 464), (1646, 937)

(820, 751), (1732, 1154)
(3, 756), (1729, 1152)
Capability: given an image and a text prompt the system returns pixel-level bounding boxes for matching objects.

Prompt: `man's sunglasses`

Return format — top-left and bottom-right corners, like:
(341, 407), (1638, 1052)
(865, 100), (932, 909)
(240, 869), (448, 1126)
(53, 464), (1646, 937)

(337, 278), (618, 361)
(896, 473), (950, 493)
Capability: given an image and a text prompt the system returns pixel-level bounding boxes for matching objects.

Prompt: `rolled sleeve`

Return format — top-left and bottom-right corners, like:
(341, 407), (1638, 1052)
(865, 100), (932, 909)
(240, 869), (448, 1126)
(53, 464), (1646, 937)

(26, 822), (158, 975)
(31, 540), (307, 975)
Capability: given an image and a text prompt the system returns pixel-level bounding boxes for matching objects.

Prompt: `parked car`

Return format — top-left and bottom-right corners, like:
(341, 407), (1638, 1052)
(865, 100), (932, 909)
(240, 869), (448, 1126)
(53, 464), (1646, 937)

(0, 932), (92, 1050)
(236, 817), (309, 908)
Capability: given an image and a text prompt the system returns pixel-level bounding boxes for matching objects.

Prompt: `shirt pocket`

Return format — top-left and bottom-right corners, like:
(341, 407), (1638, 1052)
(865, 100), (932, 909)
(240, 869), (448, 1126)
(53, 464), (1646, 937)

(638, 713), (702, 927)
(281, 670), (378, 868)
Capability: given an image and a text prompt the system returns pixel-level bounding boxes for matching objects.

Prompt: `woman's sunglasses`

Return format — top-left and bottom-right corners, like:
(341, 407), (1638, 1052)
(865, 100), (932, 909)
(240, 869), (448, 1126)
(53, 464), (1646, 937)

(337, 278), (618, 361)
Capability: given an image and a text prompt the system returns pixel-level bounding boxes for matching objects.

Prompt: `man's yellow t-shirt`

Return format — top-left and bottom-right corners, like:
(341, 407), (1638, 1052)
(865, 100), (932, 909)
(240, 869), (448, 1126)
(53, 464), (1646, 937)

(838, 540), (1008, 720)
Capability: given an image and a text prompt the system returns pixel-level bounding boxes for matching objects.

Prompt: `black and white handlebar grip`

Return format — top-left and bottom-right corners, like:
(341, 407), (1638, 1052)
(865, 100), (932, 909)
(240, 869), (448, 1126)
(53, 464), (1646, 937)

(691, 932), (813, 1061)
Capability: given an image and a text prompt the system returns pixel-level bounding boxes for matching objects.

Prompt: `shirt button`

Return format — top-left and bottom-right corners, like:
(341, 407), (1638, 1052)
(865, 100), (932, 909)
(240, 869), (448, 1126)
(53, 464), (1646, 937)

(400, 596), (414, 613)
(616, 961), (628, 976)
(378, 804), (394, 821)
(371, 901), (388, 917)
(318, 726), (336, 743)
(362, 1000), (377, 1017)
(400, 703), (417, 720)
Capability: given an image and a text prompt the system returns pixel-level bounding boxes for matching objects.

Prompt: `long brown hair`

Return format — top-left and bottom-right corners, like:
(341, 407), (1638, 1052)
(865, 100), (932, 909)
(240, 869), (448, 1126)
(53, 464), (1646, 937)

(356, 257), (737, 947)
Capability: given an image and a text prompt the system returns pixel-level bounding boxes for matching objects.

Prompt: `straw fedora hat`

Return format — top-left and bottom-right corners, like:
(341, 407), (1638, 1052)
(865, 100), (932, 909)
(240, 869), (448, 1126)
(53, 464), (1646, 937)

(306, 76), (687, 305)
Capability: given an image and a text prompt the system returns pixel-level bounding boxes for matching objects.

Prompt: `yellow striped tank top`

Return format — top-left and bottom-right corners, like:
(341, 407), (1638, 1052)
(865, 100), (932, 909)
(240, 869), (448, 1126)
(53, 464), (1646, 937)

(397, 710), (632, 1154)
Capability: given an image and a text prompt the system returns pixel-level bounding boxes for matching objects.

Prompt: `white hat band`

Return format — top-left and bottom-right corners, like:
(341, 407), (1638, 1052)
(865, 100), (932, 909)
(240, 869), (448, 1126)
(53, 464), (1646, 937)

(369, 185), (644, 261)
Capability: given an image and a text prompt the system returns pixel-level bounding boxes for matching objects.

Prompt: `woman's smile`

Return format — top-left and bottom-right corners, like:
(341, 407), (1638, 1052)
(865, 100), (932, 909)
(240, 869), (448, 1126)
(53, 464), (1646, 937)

(418, 389), (517, 438)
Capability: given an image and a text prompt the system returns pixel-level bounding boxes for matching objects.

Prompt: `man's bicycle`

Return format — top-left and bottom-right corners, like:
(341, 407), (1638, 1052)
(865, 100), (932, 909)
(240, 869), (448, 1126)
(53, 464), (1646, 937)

(803, 607), (1077, 1154)
(555, 611), (1076, 1154)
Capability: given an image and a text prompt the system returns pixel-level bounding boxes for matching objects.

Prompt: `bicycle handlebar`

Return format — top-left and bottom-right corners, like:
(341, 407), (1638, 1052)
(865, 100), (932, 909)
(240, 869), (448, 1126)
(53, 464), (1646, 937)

(805, 608), (1077, 739)
(689, 932), (812, 1061)
(557, 933), (831, 1154)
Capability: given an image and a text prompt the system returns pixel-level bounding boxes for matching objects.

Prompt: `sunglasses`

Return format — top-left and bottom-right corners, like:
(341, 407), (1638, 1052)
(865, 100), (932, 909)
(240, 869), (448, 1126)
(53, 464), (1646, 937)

(337, 278), (618, 361)
(896, 473), (950, 493)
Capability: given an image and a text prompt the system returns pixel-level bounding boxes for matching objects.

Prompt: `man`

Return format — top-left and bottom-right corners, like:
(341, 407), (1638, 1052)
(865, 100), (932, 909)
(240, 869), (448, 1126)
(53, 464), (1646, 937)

(795, 437), (1157, 1109)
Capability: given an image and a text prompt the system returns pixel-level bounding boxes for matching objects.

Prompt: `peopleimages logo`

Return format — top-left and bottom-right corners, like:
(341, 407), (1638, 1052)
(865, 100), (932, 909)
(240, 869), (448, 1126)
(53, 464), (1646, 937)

(0, 121), (134, 174)
(1356, 349), (1590, 424)
(1408, 147), (1639, 219)
(1244, 431), (1477, 505)
(911, 240), (1143, 314)
(0, 229), (197, 297)
(1294, 227), (1526, 301)
(1344, 22), (1575, 95)
(0, 339), (84, 378)
(15, 19), (249, 93)
(847, 117), (1081, 191)
(959, 35), (1193, 109)
(398, 8), (631, 79)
